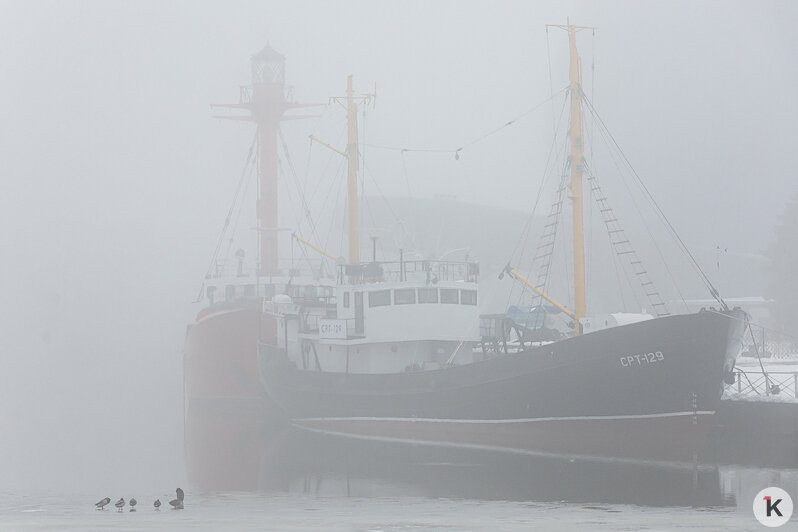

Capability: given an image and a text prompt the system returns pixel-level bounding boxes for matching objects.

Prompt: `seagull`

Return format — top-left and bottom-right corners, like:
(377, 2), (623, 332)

(115, 498), (125, 512)
(95, 497), (110, 510)
(154, 499), (161, 510)
(129, 497), (137, 512)
(176, 487), (184, 502)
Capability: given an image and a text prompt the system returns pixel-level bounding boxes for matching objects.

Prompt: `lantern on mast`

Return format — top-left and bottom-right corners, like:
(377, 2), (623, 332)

(213, 44), (316, 277)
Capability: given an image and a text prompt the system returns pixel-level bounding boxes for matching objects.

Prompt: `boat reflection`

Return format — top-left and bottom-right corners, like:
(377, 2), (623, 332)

(186, 411), (798, 510)
(258, 427), (725, 507)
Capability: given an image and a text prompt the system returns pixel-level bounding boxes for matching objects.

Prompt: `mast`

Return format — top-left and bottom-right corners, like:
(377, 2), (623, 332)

(327, 76), (375, 264)
(567, 20), (586, 332)
(212, 44), (315, 277)
(548, 19), (594, 334)
(346, 75), (360, 264)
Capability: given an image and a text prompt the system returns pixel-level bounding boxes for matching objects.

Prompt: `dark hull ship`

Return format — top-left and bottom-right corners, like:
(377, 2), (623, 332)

(261, 308), (745, 464)
(256, 21), (747, 465)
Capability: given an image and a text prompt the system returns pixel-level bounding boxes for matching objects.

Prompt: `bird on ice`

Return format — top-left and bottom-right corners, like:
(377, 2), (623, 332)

(129, 498), (137, 512)
(115, 498), (125, 512)
(168, 498), (183, 510)
(169, 487), (185, 509)
(94, 497), (110, 510)
(153, 498), (161, 510)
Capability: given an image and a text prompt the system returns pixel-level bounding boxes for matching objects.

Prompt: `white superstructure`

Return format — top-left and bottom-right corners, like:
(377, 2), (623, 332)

(263, 259), (482, 374)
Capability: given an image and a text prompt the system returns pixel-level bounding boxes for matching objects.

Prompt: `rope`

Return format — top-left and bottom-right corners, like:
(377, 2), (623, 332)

(746, 313), (773, 393)
(509, 91), (570, 266)
(546, 26), (556, 138)
(580, 89), (727, 311)
(195, 133), (257, 300)
(278, 128), (323, 248)
(504, 92), (569, 309)
(363, 87), (567, 157)
(223, 158), (256, 263)
(583, 110), (688, 312)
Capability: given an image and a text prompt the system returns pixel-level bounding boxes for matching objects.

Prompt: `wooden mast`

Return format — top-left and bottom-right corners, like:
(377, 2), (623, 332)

(346, 75), (360, 264)
(326, 76), (375, 265)
(567, 20), (586, 332)
(548, 19), (594, 333)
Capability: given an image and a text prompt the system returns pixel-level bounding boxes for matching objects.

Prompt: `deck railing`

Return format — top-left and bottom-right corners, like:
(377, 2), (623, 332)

(338, 260), (479, 285)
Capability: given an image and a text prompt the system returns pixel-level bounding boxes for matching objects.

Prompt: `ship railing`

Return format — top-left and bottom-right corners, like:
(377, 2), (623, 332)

(724, 370), (798, 399)
(205, 258), (328, 280)
(338, 260), (479, 285)
(478, 314), (561, 356)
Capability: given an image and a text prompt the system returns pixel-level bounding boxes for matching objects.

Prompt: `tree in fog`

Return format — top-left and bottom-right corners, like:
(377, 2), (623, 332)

(766, 192), (798, 333)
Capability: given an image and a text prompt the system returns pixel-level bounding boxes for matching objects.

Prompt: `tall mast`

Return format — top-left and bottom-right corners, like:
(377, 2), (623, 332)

(327, 76), (374, 264)
(346, 75), (360, 264)
(567, 20), (586, 331)
(212, 44), (314, 277)
(548, 19), (594, 334)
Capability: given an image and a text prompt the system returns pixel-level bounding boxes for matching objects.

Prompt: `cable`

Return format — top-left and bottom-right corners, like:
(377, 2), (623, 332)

(195, 133), (257, 300)
(580, 89), (727, 310)
(363, 87), (567, 156)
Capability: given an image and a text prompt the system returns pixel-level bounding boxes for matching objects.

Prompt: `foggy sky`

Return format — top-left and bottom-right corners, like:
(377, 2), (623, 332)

(1, 0), (796, 493)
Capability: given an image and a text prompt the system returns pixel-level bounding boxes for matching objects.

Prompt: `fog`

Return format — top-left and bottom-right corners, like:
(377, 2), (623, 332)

(1, 0), (796, 497)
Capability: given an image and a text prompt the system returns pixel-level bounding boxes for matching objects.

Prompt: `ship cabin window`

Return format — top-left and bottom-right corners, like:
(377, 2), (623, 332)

(225, 285), (236, 302)
(343, 291), (350, 308)
(440, 288), (459, 304)
(460, 289), (477, 305)
(418, 287), (438, 304)
(206, 285), (216, 304)
(368, 290), (391, 307)
(394, 288), (416, 305)
(244, 284), (256, 298)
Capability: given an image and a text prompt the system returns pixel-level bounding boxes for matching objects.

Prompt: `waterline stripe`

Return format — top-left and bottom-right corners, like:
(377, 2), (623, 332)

(297, 411), (716, 425)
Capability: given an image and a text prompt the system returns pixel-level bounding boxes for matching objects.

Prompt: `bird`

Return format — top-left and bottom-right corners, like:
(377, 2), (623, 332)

(169, 487), (185, 509)
(154, 499), (161, 510)
(115, 498), (125, 512)
(94, 497), (110, 510)
(168, 498), (183, 510)
(129, 498), (137, 512)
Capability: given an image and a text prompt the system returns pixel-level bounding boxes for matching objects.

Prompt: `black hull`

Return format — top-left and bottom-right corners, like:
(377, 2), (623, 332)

(259, 309), (745, 461)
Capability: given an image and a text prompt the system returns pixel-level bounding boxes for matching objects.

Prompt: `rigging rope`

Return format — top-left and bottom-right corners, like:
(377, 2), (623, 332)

(584, 111), (689, 312)
(278, 128), (324, 249)
(363, 87), (567, 157)
(580, 89), (728, 311)
(223, 158), (256, 263)
(546, 27), (557, 138)
(195, 133), (258, 300)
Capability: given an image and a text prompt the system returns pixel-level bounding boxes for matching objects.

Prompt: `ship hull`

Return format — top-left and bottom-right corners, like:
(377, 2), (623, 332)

(260, 309), (745, 463)
(184, 302), (288, 490)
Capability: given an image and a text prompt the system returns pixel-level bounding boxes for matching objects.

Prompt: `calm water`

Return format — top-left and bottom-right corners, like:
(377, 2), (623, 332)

(3, 425), (796, 531)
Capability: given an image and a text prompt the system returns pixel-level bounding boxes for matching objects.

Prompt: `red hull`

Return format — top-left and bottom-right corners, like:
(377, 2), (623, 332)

(184, 302), (284, 490)
(184, 302), (274, 399)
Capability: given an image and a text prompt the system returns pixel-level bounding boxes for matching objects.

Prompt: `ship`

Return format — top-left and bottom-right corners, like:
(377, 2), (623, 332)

(256, 21), (747, 465)
(183, 44), (335, 490)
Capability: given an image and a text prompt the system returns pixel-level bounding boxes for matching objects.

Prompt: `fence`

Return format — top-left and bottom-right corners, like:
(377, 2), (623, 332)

(741, 322), (798, 360)
(724, 370), (798, 399)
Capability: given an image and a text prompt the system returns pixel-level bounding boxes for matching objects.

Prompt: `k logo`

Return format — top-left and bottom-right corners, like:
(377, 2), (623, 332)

(754, 487), (793, 528)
